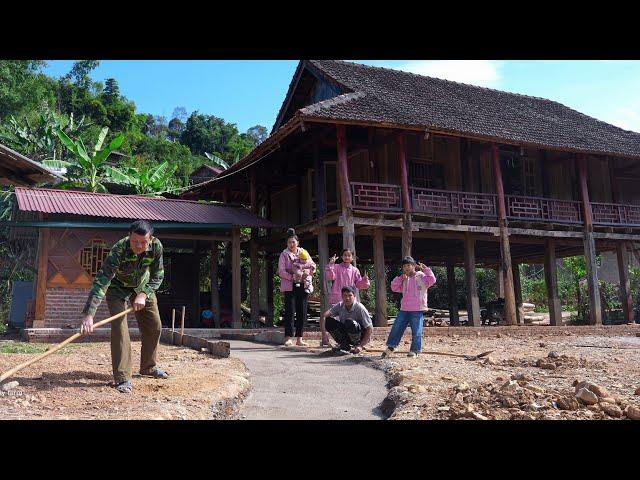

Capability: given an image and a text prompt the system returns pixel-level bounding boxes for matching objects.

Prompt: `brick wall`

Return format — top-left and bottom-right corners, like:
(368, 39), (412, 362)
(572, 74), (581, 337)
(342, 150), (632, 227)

(43, 287), (136, 328)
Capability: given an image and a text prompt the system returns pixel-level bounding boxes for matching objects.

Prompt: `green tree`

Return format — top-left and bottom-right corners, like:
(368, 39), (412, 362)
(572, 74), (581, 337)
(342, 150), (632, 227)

(0, 60), (55, 120)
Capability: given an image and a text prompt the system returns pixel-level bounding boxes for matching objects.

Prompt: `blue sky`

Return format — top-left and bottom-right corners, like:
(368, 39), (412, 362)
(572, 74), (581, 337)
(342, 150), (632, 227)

(43, 60), (640, 133)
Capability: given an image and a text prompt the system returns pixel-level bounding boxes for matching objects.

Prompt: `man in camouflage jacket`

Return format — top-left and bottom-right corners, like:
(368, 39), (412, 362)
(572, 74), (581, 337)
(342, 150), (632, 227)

(80, 220), (168, 393)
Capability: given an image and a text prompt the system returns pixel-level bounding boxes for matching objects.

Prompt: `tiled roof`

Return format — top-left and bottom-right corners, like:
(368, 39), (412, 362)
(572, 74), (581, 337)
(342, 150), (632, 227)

(297, 60), (640, 158)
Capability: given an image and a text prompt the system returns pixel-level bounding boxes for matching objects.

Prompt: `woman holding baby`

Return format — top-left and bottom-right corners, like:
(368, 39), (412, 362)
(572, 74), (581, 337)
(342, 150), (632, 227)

(277, 228), (316, 346)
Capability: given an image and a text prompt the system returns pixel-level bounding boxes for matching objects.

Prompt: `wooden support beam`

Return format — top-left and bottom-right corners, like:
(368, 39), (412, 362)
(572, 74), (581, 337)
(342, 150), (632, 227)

(577, 155), (601, 325)
(577, 153), (594, 228)
(397, 132), (411, 212)
(318, 223), (330, 314)
(266, 256), (274, 327)
(464, 233), (481, 326)
(34, 227), (49, 328)
(250, 236), (260, 324)
(513, 262), (524, 325)
(496, 264), (505, 298)
(336, 124), (352, 209)
(447, 258), (459, 326)
(492, 144), (517, 326)
(373, 229), (388, 327)
(617, 242), (634, 324)
(194, 242), (201, 327)
(543, 239), (562, 326)
(402, 213), (413, 258)
(341, 209), (356, 266)
(313, 141), (327, 217)
(210, 241), (220, 328)
(583, 230), (602, 325)
(231, 227), (242, 328)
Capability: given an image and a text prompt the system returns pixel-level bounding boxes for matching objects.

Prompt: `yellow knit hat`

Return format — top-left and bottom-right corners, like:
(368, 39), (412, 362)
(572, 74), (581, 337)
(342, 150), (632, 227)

(298, 248), (310, 261)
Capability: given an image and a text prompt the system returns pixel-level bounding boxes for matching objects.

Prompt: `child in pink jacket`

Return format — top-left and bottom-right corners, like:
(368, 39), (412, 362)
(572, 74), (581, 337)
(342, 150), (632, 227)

(381, 256), (436, 358)
(321, 249), (370, 346)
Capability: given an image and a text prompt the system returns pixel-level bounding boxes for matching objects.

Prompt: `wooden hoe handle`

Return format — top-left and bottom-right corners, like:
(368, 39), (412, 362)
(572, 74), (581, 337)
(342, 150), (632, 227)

(0, 307), (134, 384)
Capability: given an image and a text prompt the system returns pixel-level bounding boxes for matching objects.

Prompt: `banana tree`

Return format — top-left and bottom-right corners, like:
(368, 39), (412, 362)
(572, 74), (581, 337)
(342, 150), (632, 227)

(42, 127), (123, 193)
(204, 152), (230, 170)
(0, 108), (89, 163)
(104, 161), (178, 195)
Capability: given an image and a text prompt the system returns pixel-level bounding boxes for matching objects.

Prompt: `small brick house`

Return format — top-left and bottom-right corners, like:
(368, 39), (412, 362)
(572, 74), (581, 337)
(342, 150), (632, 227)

(12, 187), (271, 329)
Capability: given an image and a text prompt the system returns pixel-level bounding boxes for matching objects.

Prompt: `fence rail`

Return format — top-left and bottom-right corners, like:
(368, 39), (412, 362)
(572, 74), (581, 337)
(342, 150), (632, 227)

(351, 182), (402, 211)
(411, 187), (497, 218)
(506, 195), (583, 224)
(592, 202), (640, 227)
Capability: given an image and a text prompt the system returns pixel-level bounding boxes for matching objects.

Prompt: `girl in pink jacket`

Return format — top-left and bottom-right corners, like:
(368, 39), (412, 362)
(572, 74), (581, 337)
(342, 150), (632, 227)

(381, 256), (436, 358)
(321, 249), (370, 346)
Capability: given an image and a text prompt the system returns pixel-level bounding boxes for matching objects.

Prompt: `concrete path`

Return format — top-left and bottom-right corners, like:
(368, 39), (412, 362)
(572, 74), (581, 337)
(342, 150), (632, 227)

(228, 340), (388, 420)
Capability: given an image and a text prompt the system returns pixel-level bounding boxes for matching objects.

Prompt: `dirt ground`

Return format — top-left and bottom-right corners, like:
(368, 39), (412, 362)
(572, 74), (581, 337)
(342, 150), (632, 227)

(353, 332), (640, 420)
(0, 340), (249, 420)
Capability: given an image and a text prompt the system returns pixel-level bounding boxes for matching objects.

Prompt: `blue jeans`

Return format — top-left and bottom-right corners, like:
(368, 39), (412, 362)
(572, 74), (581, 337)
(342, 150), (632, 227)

(386, 311), (424, 353)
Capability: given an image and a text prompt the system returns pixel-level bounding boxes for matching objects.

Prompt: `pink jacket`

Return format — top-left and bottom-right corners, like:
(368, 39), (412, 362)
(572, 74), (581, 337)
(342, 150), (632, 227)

(390, 267), (437, 312)
(278, 248), (316, 292)
(324, 262), (370, 305)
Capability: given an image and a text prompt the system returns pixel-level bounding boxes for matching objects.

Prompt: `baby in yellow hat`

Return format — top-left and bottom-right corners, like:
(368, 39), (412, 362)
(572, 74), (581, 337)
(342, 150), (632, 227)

(292, 247), (314, 293)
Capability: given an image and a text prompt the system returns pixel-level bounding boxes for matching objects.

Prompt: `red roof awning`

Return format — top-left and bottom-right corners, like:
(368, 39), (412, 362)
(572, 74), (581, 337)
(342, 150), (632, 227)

(15, 187), (272, 228)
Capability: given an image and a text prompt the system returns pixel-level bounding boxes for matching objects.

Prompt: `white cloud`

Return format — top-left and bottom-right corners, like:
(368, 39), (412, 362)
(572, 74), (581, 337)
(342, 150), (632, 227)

(388, 60), (503, 88)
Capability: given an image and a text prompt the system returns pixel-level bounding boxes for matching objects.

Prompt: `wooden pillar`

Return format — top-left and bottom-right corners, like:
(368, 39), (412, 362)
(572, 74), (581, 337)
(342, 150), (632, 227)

(318, 224), (330, 314)
(249, 169), (260, 324)
(617, 242), (634, 324)
(337, 124), (356, 262)
(266, 256), (274, 327)
(402, 213), (413, 259)
(496, 265), (505, 299)
(250, 237), (260, 324)
(336, 124), (352, 210)
(313, 142), (327, 217)
(397, 132), (411, 212)
(544, 239), (562, 326)
(447, 258), (459, 326)
(464, 233), (481, 326)
(373, 228), (388, 327)
(577, 153), (602, 325)
(210, 241), (220, 328)
(34, 227), (49, 328)
(397, 131), (413, 282)
(231, 227), (242, 328)
(513, 262), (524, 325)
(492, 143), (517, 325)
(194, 242), (201, 327)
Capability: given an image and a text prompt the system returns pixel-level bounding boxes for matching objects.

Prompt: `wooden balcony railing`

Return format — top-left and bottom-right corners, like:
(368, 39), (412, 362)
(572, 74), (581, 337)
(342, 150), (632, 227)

(411, 187), (497, 218)
(351, 182), (402, 211)
(506, 195), (583, 224)
(592, 202), (640, 227)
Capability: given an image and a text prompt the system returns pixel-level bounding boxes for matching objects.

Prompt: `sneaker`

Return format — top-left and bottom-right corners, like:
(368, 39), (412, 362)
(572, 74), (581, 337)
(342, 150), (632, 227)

(407, 351), (419, 358)
(381, 347), (394, 358)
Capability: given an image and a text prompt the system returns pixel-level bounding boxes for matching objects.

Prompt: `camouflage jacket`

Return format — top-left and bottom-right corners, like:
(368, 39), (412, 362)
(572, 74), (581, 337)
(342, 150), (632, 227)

(82, 236), (164, 317)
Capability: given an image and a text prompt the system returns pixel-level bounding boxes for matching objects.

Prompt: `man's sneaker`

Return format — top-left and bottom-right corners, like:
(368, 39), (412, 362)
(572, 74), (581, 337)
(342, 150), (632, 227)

(381, 347), (394, 358)
(407, 351), (419, 358)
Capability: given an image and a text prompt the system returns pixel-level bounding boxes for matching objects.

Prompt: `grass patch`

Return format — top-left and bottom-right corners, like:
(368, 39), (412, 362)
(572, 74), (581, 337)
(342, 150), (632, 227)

(0, 343), (49, 354)
(0, 342), (88, 354)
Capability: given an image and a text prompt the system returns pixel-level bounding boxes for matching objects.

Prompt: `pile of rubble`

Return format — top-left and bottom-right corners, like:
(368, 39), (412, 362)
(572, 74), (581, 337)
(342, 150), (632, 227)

(433, 373), (640, 420)
(499, 351), (606, 371)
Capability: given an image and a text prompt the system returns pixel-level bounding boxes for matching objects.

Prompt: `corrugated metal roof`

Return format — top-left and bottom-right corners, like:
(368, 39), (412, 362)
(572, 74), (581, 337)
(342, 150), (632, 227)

(15, 187), (273, 228)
